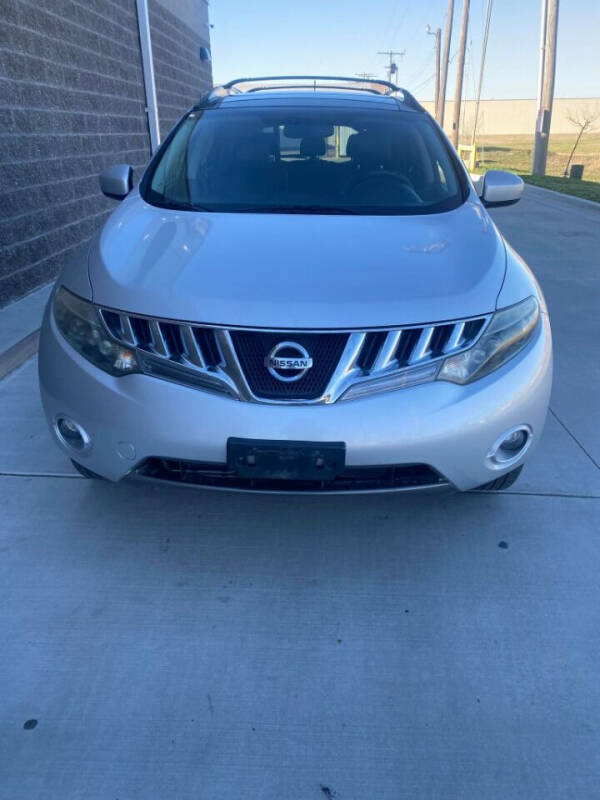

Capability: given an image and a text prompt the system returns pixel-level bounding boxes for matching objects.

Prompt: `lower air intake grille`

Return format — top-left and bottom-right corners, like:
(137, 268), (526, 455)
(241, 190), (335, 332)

(230, 331), (349, 400)
(137, 458), (448, 492)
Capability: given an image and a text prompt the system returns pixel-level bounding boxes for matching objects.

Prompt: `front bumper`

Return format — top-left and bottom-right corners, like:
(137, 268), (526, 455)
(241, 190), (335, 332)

(39, 306), (552, 492)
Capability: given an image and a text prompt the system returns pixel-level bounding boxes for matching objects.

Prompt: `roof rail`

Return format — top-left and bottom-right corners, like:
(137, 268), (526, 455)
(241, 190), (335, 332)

(196, 76), (425, 112)
(244, 83), (385, 96)
(222, 75), (401, 94)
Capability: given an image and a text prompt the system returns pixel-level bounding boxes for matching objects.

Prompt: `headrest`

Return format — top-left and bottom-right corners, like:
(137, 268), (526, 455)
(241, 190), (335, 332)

(346, 132), (392, 167)
(283, 123), (334, 139)
(300, 136), (326, 158)
(346, 133), (360, 158)
(235, 135), (273, 162)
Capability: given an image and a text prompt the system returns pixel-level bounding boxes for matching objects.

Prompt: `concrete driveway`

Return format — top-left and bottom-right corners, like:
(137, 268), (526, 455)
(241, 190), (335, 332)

(1, 186), (599, 799)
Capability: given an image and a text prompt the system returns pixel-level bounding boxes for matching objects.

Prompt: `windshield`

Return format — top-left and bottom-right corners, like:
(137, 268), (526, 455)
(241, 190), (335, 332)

(143, 106), (465, 215)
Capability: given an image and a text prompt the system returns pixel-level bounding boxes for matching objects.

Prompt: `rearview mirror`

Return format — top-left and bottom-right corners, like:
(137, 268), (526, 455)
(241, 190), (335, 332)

(99, 164), (133, 201)
(479, 170), (524, 207)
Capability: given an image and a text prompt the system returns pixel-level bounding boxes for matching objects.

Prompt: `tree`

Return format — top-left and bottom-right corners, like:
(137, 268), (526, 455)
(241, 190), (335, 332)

(563, 104), (600, 178)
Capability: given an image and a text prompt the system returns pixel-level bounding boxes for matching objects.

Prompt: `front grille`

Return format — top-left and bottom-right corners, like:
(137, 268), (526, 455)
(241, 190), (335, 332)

(99, 307), (490, 404)
(356, 331), (388, 370)
(230, 331), (349, 400)
(137, 458), (448, 492)
(100, 310), (223, 368)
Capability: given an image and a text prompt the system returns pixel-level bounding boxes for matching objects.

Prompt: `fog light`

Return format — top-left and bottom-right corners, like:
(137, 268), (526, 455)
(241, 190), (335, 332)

(55, 416), (91, 452)
(487, 425), (532, 467)
(502, 429), (528, 452)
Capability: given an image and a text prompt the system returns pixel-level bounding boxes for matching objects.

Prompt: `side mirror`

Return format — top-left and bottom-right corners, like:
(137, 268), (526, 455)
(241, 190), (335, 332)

(479, 170), (524, 207)
(100, 164), (133, 201)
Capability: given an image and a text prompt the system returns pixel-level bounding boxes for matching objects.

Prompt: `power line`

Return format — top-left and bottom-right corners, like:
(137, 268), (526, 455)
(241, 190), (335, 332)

(355, 72), (377, 88)
(406, 47), (434, 85)
(426, 48), (459, 101)
(388, 3), (410, 46)
(438, 0), (455, 125)
(425, 24), (441, 116)
(412, 72), (437, 94)
(471, 0), (493, 145)
(381, 2), (401, 46)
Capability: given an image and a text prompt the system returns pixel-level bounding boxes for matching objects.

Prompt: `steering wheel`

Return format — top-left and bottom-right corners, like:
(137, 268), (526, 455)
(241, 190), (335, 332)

(346, 170), (422, 204)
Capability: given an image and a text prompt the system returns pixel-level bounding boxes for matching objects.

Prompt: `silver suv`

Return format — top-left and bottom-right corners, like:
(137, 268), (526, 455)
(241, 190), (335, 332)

(39, 76), (552, 493)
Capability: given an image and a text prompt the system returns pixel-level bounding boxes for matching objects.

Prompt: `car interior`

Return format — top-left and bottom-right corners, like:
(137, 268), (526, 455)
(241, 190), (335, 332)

(150, 108), (462, 211)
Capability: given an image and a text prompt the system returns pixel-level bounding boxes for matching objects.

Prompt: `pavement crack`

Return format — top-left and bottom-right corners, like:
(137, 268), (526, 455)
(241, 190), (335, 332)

(550, 407), (600, 472)
(471, 489), (600, 500)
(0, 471), (83, 479)
(0, 330), (40, 381)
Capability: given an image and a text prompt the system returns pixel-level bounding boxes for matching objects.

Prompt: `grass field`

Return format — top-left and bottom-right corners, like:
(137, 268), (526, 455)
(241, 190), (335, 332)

(470, 133), (600, 203)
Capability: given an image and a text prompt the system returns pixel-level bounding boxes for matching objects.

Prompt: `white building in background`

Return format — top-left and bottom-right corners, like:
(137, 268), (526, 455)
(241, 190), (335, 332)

(419, 97), (600, 137)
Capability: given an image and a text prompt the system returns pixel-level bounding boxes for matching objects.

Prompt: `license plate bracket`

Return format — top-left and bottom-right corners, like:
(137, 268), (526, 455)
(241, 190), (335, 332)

(227, 438), (346, 481)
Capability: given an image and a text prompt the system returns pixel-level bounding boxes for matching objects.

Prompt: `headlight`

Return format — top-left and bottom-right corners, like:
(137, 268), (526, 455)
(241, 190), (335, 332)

(438, 296), (539, 384)
(53, 287), (139, 376)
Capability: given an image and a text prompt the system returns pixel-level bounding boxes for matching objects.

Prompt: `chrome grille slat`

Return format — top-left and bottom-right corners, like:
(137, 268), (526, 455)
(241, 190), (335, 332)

(99, 309), (121, 339)
(214, 330), (253, 400)
(118, 314), (136, 346)
(130, 316), (152, 347)
(409, 326), (435, 364)
(149, 320), (170, 356)
(181, 325), (205, 367)
(356, 331), (386, 371)
(444, 321), (466, 353)
(304, 332), (364, 404)
(371, 330), (402, 372)
(326, 332), (366, 391)
(98, 307), (490, 404)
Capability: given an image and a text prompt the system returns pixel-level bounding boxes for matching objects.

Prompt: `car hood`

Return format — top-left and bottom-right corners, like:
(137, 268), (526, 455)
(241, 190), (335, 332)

(88, 192), (506, 329)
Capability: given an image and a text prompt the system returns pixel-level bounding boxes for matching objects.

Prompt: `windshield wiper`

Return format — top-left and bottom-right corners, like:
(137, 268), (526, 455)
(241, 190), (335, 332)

(232, 205), (358, 215)
(151, 198), (215, 212)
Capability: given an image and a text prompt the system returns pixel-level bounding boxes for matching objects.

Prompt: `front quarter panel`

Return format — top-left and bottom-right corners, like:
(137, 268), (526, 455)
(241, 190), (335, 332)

(55, 239), (94, 301)
(496, 240), (548, 313)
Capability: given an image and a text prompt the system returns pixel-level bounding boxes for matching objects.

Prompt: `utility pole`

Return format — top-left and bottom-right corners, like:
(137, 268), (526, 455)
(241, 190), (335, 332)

(426, 26), (442, 119)
(451, 0), (470, 148)
(536, 0), (549, 116)
(437, 0), (454, 126)
(378, 50), (405, 84)
(355, 72), (376, 81)
(532, 0), (559, 175)
(471, 0), (493, 145)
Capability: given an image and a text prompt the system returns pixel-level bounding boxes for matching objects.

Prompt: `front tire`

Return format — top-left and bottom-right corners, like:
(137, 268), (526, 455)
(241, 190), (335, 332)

(475, 465), (523, 491)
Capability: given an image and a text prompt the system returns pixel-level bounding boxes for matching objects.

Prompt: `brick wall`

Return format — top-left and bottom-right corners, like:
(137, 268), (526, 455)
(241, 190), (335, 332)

(0, 0), (211, 307)
(151, 0), (212, 140)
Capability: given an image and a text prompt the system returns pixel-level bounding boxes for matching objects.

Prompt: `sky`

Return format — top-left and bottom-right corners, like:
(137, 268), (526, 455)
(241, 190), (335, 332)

(209, 0), (600, 101)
